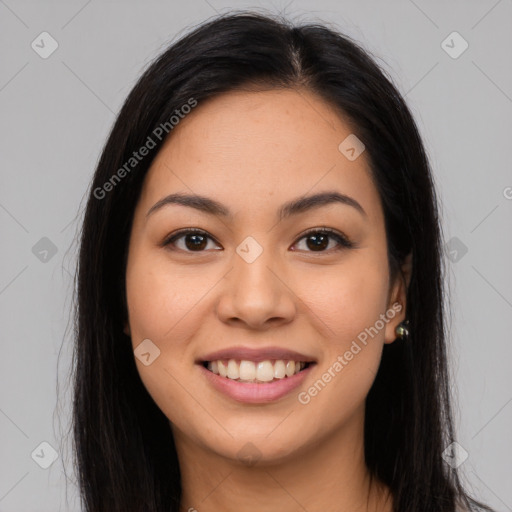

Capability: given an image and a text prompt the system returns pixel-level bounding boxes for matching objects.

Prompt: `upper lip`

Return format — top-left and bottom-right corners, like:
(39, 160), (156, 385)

(197, 346), (317, 363)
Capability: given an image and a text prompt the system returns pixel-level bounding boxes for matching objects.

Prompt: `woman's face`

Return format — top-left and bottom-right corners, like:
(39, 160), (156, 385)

(124, 88), (408, 464)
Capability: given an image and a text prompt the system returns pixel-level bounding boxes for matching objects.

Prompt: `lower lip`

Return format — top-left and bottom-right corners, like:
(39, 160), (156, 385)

(198, 364), (315, 404)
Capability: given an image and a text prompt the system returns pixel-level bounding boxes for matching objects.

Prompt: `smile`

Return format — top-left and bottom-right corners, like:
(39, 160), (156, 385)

(203, 359), (312, 383)
(199, 358), (316, 403)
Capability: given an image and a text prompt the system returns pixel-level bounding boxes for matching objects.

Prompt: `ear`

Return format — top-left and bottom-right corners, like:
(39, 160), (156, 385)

(384, 252), (412, 344)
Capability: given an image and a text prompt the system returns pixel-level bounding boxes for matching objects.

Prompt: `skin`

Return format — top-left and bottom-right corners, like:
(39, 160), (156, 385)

(124, 87), (412, 512)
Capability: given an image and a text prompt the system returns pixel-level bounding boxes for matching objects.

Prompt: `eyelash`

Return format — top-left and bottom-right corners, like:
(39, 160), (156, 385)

(162, 227), (355, 253)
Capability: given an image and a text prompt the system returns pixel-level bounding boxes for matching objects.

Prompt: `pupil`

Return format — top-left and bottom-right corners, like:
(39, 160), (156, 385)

(307, 233), (328, 251)
(185, 234), (207, 251)
(183, 233), (329, 251)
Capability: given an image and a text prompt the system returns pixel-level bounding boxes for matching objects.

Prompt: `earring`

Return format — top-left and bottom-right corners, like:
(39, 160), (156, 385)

(395, 320), (410, 340)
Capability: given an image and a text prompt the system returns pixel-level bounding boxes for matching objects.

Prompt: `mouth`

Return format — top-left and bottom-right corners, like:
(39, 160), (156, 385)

(201, 359), (315, 384)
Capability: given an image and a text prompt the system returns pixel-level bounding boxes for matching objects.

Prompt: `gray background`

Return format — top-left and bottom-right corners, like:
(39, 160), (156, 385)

(1, 0), (511, 510)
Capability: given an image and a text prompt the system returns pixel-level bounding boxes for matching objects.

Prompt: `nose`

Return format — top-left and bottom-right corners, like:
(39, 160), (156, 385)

(216, 243), (297, 330)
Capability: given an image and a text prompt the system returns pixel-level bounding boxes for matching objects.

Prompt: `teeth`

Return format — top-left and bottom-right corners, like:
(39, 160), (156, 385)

(256, 361), (274, 382)
(239, 360), (256, 380)
(206, 359), (308, 382)
(227, 359), (239, 379)
(273, 360), (286, 379)
(218, 360), (227, 378)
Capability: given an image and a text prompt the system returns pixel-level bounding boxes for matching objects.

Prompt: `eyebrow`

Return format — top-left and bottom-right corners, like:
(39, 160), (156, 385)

(146, 190), (367, 221)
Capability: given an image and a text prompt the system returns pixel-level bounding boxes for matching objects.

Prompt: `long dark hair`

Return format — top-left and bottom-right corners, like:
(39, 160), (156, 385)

(69, 11), (494, 512)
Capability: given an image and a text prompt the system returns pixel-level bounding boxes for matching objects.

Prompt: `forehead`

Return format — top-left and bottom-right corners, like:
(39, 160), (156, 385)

(137, 88), (382, 224)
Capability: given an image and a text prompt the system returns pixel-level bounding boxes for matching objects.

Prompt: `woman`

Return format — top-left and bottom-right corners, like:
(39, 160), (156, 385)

(71, 11), (495, 512)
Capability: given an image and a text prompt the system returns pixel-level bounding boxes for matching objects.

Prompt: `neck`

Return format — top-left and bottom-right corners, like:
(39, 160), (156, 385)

(173, 409), (393, 512)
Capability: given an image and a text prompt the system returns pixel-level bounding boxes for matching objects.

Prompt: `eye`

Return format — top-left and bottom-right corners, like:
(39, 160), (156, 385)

(292, 227), (354, 253)
(162, 227), (354, 253)
(163, 228), (222, 252)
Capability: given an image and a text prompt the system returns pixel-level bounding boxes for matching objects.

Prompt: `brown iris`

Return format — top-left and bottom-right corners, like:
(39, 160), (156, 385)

(305, 233), (329, 251)
(184, 233), (208, 251)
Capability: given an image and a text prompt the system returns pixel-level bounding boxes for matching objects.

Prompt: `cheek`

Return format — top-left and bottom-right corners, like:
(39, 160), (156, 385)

(297, 257), (388, 406)
(125, 251), (209, 342)
(295, 254), (390, 415)
(298, 254), (390, 347)
(124, 251), (208, 425)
